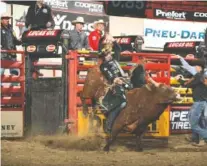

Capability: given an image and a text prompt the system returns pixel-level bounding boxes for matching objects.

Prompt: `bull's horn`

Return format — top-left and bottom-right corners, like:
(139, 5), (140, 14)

(145, 84), (152, 91)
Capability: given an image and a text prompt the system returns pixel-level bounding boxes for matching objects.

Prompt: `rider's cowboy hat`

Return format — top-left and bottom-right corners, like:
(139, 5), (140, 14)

(93, 19), (105, 27)
(72, 17), (85, 25)
(1, 13), (12, 19)
(99, 43), (113, 58)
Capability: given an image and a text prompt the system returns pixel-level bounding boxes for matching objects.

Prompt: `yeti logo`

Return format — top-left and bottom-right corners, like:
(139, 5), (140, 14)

(53, 14), (95, 36)
(53, 14), (68, 29)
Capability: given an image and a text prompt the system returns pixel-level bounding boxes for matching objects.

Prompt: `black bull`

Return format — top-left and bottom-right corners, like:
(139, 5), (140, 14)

(79, 65), (178, 151)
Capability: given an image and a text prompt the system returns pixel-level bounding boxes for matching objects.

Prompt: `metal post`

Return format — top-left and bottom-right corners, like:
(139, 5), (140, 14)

(24, 55), (33, 136)
(67, 51), (78, 134)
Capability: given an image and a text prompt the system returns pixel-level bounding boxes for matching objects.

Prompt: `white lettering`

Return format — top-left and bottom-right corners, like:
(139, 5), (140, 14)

(194, 12), (207, 18)
(180, 111), (188, 121)
(44, 0), (68, 9)
(170, 111), (191, 130)
(74, 2), (103, 13)
(171, 121), (191, 130)
(27, 30), (56, 37)
(156, 9), (186, 19)
(168, 42), (194, 48)
(54, 14), (67, 29)
(170, 111), (180, 121)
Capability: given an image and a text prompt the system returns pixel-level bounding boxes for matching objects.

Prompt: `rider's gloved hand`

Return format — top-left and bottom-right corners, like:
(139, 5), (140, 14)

(113, 77), (123, 85)
(46, 22), (52, 28)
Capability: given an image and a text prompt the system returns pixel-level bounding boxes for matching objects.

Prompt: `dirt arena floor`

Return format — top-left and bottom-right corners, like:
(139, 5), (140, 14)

(1, 134), (207, 166)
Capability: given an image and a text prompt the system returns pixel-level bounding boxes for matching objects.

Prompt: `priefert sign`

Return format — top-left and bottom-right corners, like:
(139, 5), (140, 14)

(155, 9), (187, 20)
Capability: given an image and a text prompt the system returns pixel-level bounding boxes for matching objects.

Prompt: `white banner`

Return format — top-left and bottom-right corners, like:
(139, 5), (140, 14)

(13, 4), (29, 39)
(109, 16), (144, 36)
(1, 111), (24, 138)
(143, 19), (207, 49)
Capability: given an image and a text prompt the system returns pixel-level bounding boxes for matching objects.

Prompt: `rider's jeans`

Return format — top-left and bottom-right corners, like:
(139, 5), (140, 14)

(189, 101), (207, 140)
(106, 102), (127, 132)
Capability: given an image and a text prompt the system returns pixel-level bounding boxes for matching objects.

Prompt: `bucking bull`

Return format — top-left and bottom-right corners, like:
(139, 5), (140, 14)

(79, 64), (179, 152)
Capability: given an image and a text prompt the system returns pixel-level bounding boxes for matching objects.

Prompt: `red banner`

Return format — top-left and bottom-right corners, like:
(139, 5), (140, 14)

(114, 37), (131, 44)
(167, 42), (195, 48)
(26, 30), (59, 37)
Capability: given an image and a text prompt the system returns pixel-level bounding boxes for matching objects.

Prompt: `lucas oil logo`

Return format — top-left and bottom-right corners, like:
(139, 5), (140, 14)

(145, 28), (205, 40)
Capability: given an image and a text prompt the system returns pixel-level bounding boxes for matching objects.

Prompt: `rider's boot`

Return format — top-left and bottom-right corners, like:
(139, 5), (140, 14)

(105, 102), (127, 134)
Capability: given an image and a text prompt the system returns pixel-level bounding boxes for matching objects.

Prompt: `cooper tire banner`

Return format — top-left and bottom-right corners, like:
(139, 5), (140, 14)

(45, 0), (109, 36)
(170, 108), (191, 134)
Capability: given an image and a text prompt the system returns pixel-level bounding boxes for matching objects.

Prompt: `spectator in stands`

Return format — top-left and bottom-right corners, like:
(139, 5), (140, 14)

(88, 19), (105, 51)
(68, 17), (90, 50)
(1, 13), (22, 85)
(25, 0), (54, 30)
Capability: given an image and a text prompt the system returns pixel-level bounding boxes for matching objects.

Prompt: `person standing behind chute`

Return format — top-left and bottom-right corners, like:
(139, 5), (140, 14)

(88, 20), (105, 51)
(25, 0), (54, 30)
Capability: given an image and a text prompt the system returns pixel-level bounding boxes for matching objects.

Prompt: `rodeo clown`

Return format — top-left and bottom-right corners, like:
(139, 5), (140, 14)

(97, 33), (132, 133)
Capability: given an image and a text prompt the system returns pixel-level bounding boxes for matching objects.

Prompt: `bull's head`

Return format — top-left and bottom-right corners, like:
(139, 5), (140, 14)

(146, 83), (179, 104)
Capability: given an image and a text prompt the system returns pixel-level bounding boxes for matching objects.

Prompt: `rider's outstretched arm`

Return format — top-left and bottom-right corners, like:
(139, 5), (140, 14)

(147, 77), (160, 87)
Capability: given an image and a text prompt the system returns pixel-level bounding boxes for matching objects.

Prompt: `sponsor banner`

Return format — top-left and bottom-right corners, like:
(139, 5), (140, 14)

(103, 1), (146, 17)
(1, 111), (24, 137)
(114, 37), (131, 44)
(146, 1), (207, 22)
(44, 0), (105, 16)
(13, 4), (29, 39)
(109, 16), (144, 36)
(170, 109), (191, 133)
(167, 42), (196, 48)
(26, 30), (59, 37)
(154, 9), (207, 22)
(144, 19), (207, 49)
(53, 11), (109, 36)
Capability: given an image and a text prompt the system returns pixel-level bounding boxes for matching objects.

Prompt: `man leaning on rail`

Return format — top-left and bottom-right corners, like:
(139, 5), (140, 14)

(68, 17), (91, 50)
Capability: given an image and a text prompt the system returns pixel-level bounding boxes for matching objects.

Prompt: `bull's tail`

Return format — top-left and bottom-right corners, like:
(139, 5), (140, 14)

(78, 91), (89, 116)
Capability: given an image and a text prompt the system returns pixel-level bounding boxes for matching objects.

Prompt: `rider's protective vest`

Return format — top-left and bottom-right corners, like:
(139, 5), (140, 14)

(100, 59), (122, 84)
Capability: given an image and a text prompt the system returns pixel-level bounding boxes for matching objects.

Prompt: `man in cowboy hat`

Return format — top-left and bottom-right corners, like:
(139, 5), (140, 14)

(1, 13), (22, 83)
(69, 16), (90, 50)
(88, 19), (105, 51)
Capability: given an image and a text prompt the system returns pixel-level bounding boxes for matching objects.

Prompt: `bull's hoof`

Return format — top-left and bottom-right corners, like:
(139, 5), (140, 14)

(103, 145), (110, 152)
